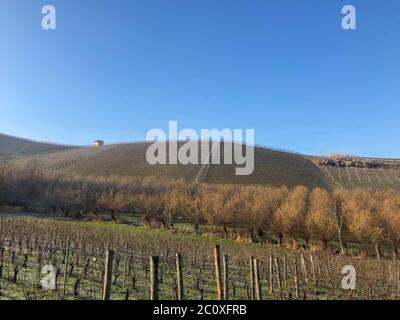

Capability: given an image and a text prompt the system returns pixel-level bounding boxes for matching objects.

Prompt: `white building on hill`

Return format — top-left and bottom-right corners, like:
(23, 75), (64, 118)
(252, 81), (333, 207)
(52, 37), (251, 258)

(93, 140), (104, 147)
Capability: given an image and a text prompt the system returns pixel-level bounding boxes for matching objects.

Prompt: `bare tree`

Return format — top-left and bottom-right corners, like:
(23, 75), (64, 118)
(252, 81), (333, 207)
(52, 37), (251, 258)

(379, 190), (400, 258)
(332, 189), (347, 254)
(273, 186), (309, 246)
(306, 188), (337, 249)
(343, 189), (384, 258)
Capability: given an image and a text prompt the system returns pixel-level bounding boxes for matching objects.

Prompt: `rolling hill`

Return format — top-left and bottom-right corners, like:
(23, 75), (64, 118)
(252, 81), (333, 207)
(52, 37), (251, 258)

(10, 139), (329, 189)
(0, 133), (77, 157)
(310, 156), (400, 190)
(12, 142), (206, 182)
(202, 145), (329, 189)
(4, 133), (400, 190)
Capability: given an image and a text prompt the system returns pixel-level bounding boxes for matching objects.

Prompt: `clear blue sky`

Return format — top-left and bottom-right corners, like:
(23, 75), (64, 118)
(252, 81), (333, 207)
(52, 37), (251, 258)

(0, 0), (399, 157)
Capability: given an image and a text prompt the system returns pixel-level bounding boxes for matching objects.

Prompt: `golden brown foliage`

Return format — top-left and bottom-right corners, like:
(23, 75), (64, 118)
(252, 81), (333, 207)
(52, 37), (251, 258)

(3, 162), (400, 251)
(306, 188), (337, 246)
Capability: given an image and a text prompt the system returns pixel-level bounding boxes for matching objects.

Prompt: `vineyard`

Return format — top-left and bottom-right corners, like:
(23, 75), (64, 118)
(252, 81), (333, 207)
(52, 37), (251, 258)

(10, 142), (204, 182)
(203, 146), (329, 190)
(7, 132), (400, 191)
(13, 145), (117, 172)
(10, 140), (400, 191)
(0, 217), (399, 300)
(2, 134), (400, 301)
(0, 133), (76, 156)
(319, 166), (400, 190)
(5, 138), (329, 188)
(312, 155), (400, 191)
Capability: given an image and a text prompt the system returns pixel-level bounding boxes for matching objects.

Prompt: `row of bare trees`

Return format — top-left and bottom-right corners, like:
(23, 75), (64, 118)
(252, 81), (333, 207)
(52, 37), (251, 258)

(1, 161), (400, 257)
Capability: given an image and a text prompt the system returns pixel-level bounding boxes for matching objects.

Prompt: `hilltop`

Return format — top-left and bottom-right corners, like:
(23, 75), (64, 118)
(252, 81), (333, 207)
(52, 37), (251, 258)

(3, 133), (400, 190)
(0, 133), (77, 157)
(9, 138), (329, 189)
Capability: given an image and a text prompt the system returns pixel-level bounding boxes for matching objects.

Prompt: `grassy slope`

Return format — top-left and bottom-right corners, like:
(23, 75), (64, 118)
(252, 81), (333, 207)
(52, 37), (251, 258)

(314, 160), (400, 191)
(0, 133), (77, 156)
(11, 141), (330, 188)
(48, 142), (203, 181)
(203, 146), (330, 189)
(5, 132), (399, 190)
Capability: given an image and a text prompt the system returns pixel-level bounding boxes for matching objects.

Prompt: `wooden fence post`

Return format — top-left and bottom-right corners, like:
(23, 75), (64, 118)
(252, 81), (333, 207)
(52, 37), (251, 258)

(397, 266), (400, 298)
(150, 256), (159, 300)
(310, 251), (319, 297)
(283, 255), (288, 289)
(223, 255), (229, 300)
(326, 252), (332, 274)
(122, 243), (128, 289)
(269, 254), (274, 293)
(176, 253), (184, 300)
(253, 258), (262, 300)
(274, 257), (283, 300)
(300, 253), (309, 287)
(294, 256), (300, 299)
(63, 237), (70, 296)
(309, 251), (316, 286)
(102, 250), (114, 300)
(250, 256), (255, 300)
(315, 253), (321, 277)
(213, 245), (223, 300)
